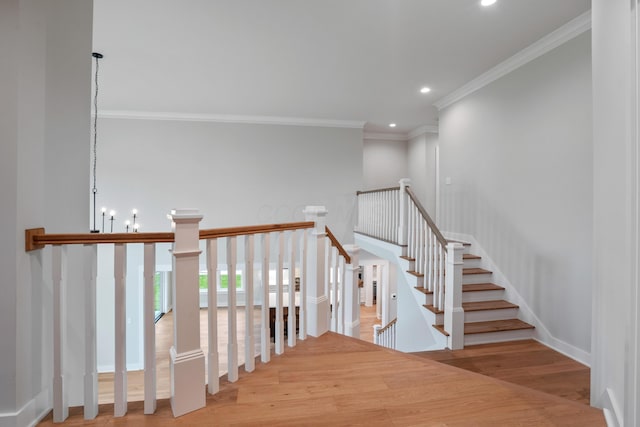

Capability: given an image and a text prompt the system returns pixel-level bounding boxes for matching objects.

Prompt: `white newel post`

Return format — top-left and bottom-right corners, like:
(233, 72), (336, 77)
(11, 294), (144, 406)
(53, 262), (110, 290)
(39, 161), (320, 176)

(398, 178), (410, 246)
(169, 209), (206, 417)
(303, 206), (329, 337)
(444, 242), (464, 350)
(343, 244), (360, 338)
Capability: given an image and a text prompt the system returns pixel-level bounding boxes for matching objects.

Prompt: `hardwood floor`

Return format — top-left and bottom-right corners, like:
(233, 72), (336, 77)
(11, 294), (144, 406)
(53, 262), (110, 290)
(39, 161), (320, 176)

(39, 333), (604, 426)
(413, 339), (591, 405)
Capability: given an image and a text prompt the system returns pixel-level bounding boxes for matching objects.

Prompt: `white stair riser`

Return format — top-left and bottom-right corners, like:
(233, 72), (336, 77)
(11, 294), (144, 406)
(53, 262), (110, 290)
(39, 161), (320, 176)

(399, 259), (414, 272)
(464, 328), (534, 346)
(464, 308), (519, 323)
(462, 273), (493, 285)
(462, 258), (482, 269)
(462, 290), (504, 302)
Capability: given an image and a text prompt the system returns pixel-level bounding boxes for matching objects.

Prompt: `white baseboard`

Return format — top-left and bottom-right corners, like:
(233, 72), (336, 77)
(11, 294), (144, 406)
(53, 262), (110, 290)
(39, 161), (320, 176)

(0, 387), (51, 427)
(600, 388), (622, 427)
(443, 231), (591, 366)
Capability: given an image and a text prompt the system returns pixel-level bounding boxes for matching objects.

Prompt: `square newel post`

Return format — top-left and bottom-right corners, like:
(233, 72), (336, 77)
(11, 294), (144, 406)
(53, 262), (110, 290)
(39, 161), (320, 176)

(303, 206), (329, 337)
(444, 242), (464, 350)
(343, 244), (360, 338)
(398, 178), (411, 246)
(169, 209), (206, 417)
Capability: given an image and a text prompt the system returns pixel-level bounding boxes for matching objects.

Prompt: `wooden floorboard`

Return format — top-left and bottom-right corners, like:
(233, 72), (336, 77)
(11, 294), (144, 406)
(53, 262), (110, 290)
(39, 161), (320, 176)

(38, 333), (604, 426)
(413, 339), (592, 405)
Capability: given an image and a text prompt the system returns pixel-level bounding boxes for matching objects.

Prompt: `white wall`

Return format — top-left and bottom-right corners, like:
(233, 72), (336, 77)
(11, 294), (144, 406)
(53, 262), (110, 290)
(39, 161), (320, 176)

(362, 137), (407, 190)
(0, 1), (92, 425)
(591, 1), (640, 425)
(408, 132), (438, 215)
(439, 33), (592, 355)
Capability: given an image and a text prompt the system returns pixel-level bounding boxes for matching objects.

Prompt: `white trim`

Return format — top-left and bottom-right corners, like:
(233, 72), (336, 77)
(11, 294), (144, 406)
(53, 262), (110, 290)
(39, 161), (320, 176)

(600, 388), (622, 427)
(363, 132), (409, 142)
(408, 125), (439, 139)
(0, 387), (51, 427)
(433, 10), (592, 110)
(97, 110), (366, 129)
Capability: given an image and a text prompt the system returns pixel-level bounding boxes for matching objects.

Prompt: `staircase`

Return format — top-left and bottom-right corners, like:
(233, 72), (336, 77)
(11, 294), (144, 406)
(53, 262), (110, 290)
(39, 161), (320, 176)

(403, 239), (534, 346)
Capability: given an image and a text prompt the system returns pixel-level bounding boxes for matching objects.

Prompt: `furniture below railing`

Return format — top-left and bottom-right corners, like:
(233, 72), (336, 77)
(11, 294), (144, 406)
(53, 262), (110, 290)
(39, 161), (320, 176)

(25, 205), (359, 422)
(373, 318), (397, 350)
(356, 179), (464, 350)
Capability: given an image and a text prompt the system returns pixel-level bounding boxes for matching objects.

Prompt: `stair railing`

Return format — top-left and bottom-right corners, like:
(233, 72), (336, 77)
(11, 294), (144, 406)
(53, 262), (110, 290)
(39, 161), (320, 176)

(25, 205), (359, 422)
(356, 179), (464, 350)
(373, 318), (397, 349)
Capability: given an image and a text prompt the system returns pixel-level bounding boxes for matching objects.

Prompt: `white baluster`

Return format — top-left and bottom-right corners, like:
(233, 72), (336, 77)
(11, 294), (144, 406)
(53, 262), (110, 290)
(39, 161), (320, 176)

(445, 243), (464, 350)
(206, 238), (219, 394)
(114, 243), (127, 417)
(275, 232), (285, 355)
(339, 255), (346, 335)
(83, 244), (98, 419)
(398, 179), (410, 246)
(344, 245), (360, 338)
(244, 234), (255, 372)
(427, 230), (433, 291)
(439, 245), (446, 309)
(52, 245), (68, 423)
(288, 230), (297, 348)
(299, 230), (308, 340)
(373, 324), (381, 345)
(143, 243), (156, 414)
(331, 247), (338, 332)
(260, 233), (271, 363)
(227, 236), (239, 382)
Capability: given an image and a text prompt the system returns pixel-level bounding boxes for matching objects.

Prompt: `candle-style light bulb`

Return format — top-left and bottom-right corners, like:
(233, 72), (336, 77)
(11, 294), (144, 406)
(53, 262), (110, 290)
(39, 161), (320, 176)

(101, 207), (107, 233)
(125, 220), (130, 233)
(109, 210), (115, 233)
(133, 223), (140, 233)
(132, 208), (138, 226)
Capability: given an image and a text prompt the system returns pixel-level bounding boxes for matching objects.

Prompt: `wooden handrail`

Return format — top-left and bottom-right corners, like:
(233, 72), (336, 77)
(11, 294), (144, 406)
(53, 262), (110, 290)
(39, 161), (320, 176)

(199, 221), (314, 239)
(405, 187), (448, 249)
(376, 318), (397, 335)
(25, 228), (175, 251)
(356, 186), (400, 196)
(325, 226), (351, 264)
(25, 221), (316, 252)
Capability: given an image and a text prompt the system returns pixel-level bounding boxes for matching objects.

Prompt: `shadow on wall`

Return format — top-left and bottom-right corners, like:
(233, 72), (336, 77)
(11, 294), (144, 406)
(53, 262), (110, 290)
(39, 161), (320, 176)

(439, 182), (557, 322)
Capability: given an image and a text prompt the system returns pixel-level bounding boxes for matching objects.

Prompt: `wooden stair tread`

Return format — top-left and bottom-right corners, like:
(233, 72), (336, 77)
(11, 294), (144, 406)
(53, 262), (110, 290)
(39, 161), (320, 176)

(423, 304), (443, 314)
(463, 300), (519, 312)
(463, 283), (504, 292)
(414, 286), (433, 295)
(400, 255), (415, 261)
(463, 267), (492, 275)
(464, 319), (535, 335)
(407, 270), (424, 278)
(463, 253), (481, 260)
(432, 324), (450, 336)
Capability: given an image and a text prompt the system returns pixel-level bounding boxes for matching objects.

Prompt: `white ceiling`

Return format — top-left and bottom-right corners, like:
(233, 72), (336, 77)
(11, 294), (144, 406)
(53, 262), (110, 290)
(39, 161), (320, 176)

(92, 0), (590, 135)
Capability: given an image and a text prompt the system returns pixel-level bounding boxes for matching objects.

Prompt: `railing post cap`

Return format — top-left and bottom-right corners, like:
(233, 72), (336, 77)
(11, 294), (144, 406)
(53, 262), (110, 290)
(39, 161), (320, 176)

(399, 178), (411, 186)
(447, 242), (464, 250)
(170, 209), (203, 221)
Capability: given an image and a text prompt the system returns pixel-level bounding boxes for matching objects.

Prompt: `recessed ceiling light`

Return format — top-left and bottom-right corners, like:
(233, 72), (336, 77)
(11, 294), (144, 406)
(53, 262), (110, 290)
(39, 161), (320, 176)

(389, 123), (396, 128)
(420, 87), (431, 94)
(481, 0), (497, 6)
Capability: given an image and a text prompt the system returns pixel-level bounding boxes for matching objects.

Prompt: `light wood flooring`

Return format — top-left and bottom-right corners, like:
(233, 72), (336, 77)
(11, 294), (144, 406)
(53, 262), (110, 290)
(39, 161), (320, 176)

(97, 304), (380, 404)
(413, 339), (591, 405)
(39, 332), (604, 426)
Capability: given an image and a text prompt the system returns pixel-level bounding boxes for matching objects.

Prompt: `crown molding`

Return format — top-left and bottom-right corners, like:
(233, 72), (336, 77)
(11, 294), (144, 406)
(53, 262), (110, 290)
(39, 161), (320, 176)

(363, 132), (409, 141)
(433, 10), (591, 111)
(97, 110), (366, 129)
(408, 125), (439, 139)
